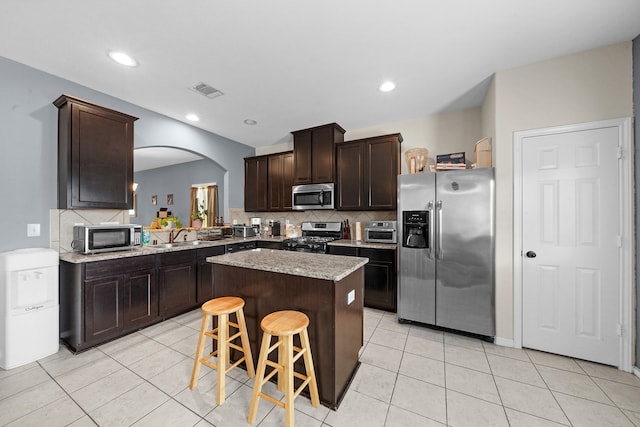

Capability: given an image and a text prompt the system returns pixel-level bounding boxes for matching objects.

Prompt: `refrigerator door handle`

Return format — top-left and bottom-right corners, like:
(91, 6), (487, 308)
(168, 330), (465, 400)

(436, 200), (443, 260)
(427, 201), (434, 259)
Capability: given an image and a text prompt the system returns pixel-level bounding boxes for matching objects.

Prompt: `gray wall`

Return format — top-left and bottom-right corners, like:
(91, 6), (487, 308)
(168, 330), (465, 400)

(0, 56), (254, 253)
(134, 158), (226, 227)
(634, 35), (639, 371)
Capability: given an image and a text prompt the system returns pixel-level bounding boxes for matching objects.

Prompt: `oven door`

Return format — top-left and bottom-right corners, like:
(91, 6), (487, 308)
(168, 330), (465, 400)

(292, 183), (334, 210)
(365, 228), (397, 244)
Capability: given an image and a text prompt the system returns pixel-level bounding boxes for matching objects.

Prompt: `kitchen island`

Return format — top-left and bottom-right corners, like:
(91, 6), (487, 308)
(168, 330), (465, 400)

(207, 249), (368, 409)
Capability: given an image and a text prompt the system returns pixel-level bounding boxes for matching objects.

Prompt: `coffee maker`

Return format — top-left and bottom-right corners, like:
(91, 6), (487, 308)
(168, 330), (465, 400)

(250, 217), (261, 236)
(268, 220), (281, 237)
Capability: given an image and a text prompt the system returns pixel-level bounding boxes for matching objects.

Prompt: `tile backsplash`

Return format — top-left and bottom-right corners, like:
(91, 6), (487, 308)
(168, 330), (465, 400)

(51, 209), (131, 253)
(228, 208), (396, 232)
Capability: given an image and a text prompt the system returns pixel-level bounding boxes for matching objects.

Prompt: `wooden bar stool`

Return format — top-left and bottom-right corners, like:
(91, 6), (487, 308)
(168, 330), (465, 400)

(248, 310), (319, 427)
(190, 296), (255, 405)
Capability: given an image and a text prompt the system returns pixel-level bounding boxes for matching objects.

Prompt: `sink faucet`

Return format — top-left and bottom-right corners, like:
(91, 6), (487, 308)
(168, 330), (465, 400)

(169, 228), (188, 243)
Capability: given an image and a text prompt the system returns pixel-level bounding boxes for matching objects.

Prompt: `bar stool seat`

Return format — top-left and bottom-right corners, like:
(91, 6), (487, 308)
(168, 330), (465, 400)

(248, 310), (319, 427)
(190, 296), (255, 405)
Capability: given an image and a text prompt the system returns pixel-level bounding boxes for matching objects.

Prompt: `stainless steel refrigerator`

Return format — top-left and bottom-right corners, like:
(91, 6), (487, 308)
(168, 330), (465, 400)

(397, 169), (495, 337)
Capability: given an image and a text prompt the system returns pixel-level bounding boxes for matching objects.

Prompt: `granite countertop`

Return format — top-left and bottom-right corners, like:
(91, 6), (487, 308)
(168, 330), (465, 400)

(59, 235), (287, 263)
(207, 248), (368, 281)
(328, 239), (397, 250)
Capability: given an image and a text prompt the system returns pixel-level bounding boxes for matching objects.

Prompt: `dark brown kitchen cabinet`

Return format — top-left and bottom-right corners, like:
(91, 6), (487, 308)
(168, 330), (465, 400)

(60, 255), (158, 352)
(336, 133), (402, 210)
(292, 123), (345, 185)
(328, 245), (397, 312)
(158, 250), (197, 318)
(54, 94), (138, 210)
(360, 248), (396, 312)
(245, 156), (269, 212)
(267, 151), (294, 211)
(196, 246), (226, 304)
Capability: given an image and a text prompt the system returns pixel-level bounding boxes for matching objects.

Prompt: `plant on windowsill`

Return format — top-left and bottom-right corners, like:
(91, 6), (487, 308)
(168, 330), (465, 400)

(191, 202), (208, 229)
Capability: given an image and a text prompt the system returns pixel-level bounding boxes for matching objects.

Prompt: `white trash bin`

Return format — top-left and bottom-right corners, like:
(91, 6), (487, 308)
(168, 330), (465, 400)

(0, 248), (59, 369)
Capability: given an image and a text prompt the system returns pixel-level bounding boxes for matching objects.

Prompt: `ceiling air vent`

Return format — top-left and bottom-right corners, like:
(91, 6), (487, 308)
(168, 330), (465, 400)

(189, 82), (224, 99)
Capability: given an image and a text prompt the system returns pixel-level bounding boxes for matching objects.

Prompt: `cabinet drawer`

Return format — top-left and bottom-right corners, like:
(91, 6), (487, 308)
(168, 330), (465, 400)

(85, 255), (156, 279)
(196, 246), (226, 261)
(158, 249), (197, 266)
(359, 248), (395, 263)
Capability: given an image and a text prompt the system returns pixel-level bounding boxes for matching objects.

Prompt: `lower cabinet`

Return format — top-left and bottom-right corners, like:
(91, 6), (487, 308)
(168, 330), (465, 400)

(328, 245), (397, 312)
(196, 246), (226, 304)
(158, 250), (197, 318)
(61, 255), (158, 351)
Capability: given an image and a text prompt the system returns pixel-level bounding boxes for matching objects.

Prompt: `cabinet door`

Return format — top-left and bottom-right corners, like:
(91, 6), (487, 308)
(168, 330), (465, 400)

(268, 154), (284, 210)
(245, 156), (268, 212)
(366, 138), (399, 210)
(282, 152), (294, 210)
(311, 126), (335, 183)
(124, 269), (157, 329)
(336, 142), (365, 210)
(84, 275), (124, 344)
(293, 131), (312, 185)
(158, 251), (197, 318)
(267, 152), (294, 211)
(360, 248), (397, 311)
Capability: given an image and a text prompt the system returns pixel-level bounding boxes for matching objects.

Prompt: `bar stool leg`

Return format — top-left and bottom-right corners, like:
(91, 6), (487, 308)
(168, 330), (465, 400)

(283, 334), (295, 427)
(248, 331), (272, 424)
(236, 307), (255, 377)
(190, 313), (210, 389)
(300, 328), (320, 407)
(216, 313), (228, 405)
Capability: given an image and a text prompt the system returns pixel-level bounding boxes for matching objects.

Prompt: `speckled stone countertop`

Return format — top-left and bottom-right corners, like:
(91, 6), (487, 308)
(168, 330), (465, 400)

(207, 249), (368, 281)
(59, 236), (287, 264)
(328, 239), (397, 250)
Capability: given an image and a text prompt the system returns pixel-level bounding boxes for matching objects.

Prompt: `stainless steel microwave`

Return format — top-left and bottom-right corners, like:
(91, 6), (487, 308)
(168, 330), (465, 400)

(71, 224), (142, 254)
(292, 183), (334, 210)
(364, 220), (398, 244)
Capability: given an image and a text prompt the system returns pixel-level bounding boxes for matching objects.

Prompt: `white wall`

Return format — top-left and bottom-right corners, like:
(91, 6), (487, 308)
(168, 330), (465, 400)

(256, 109), (485, 171)
(489, 41), (634, 341)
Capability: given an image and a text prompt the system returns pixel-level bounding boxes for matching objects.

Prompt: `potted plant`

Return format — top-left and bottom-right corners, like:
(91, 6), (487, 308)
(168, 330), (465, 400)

(192, 202), (207, 229)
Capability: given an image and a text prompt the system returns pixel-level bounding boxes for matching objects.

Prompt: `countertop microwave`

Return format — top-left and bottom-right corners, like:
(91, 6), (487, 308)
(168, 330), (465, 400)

(292, 183), (334, 210)
(72, 224), (142, 254)
(364, 221), (398, 244)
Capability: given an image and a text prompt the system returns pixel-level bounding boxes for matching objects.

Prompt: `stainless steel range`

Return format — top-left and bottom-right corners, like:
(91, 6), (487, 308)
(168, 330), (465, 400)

(282, 221), (342, 253)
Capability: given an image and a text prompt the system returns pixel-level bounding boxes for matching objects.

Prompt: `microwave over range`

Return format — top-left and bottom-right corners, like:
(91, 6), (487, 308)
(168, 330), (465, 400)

(292, 183), (334, 210)
(72, 224), (142, 254)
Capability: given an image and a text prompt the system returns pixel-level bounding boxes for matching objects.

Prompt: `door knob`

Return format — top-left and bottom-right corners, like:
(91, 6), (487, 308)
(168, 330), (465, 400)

(525, 251), (536, 258)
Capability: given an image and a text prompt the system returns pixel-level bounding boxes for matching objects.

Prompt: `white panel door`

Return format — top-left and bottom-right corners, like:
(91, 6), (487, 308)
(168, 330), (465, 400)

(522, 126), (619, 366)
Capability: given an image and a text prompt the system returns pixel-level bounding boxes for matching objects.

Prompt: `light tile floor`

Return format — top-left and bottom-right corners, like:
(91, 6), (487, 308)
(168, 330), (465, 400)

(2, 308), (640, 426)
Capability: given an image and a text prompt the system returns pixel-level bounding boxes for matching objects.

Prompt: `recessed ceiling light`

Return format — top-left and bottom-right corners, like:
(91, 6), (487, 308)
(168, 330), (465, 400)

(108, 51), (137, 67)
(379, 81), (396, 92)
(244, 119), (257, 125)
(186, 114), (199, 122)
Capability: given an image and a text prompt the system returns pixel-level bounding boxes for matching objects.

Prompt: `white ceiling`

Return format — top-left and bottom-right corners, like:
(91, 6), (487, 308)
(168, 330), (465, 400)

(1, 1), (639, 151)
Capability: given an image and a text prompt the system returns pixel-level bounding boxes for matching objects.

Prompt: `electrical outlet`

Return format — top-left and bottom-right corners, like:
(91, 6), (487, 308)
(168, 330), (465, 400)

(27, 223), (40, 237)
(347, 289), (355, 305)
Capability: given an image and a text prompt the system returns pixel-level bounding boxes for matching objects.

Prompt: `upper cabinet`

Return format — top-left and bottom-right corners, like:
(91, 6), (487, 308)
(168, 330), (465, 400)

(244, 155), (269, 212)
(292, 123), (345, 185)
(245, 151), (294, 212)
(54, 94), (138, 210)
(268, 151), (294, 211)
(336, 133), (403, 210)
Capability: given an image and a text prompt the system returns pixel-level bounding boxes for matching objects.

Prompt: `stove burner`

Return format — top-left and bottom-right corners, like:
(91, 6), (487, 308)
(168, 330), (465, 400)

(282, 236), (337, 253)
(282, 221), (342, 253)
